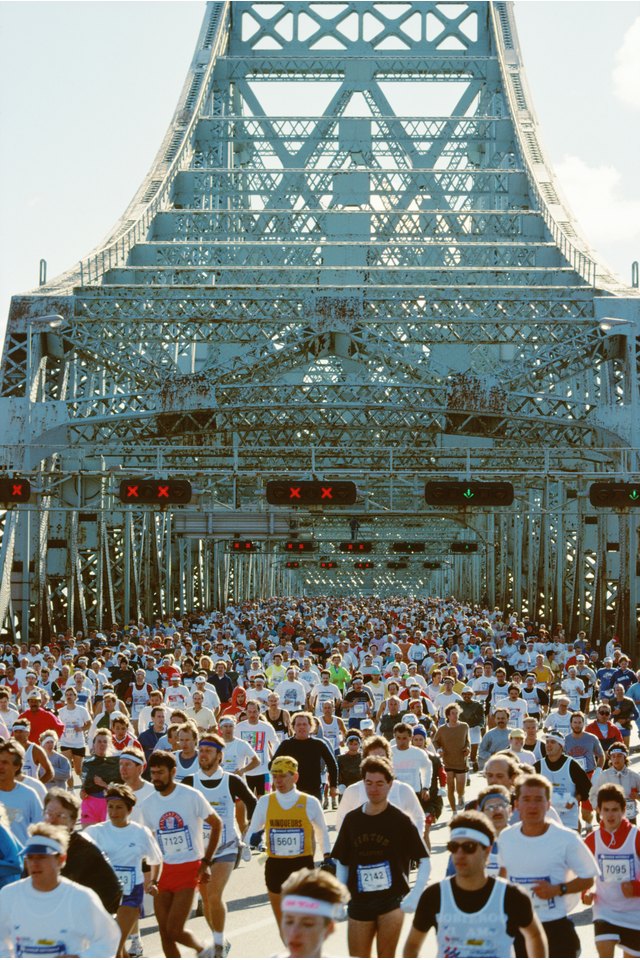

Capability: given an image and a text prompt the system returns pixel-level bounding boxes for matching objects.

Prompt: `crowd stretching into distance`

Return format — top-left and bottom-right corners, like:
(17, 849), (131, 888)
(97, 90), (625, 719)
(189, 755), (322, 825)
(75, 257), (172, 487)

(0, 596), (639, 958)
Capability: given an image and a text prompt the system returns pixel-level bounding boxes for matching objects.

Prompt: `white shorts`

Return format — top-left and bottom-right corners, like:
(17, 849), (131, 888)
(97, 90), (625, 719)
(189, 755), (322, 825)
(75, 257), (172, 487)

(469, 726), (482, 745)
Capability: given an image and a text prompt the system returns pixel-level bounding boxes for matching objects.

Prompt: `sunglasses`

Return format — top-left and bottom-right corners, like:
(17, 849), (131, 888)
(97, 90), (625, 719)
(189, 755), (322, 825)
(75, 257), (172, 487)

(482, 801), (510, 813)
(598, 710), (610, 715)
(447, 840), (484, 854)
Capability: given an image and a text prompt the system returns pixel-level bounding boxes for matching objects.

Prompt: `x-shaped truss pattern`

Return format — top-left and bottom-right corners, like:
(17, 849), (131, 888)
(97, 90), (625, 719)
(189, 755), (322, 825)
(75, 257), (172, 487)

(1, 1), (638, 635)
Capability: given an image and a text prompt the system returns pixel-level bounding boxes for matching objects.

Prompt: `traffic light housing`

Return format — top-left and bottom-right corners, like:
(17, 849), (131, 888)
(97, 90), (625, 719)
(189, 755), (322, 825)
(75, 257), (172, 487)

(231, 540), (258, 552)
(339, 541), (373, 553)
(391, 542), (424, 553)
(589, 482), (640, 508)
(0, 477), (31, 503)
(119, 479), (192, 505)
(320, 560), (338, 569)
(450, 542), (479, 554)
(284, 541), (317, 552)
(354, 560), (375, 569)
(423, 561), (441, 570)
(266, 480), (357, 506)
(387, 561), (408, 570)
(425, 481), (514, 507)
(285, 561), (301, 569)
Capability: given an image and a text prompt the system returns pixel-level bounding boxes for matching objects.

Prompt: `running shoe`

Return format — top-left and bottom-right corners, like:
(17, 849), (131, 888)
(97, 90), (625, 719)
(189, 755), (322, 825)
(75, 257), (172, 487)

(322, 796), (329, 810)
(214, 941), (231, 958)
(128, 937), (144, 958)
(197, 947), (216, 958)
(241, 843), (252, 861)
(331, 797), (338, 810)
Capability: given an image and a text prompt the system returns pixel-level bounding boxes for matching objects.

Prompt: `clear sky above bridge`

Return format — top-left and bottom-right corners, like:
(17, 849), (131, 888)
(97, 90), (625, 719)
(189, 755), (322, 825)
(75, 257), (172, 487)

(0, 1), (638, 336)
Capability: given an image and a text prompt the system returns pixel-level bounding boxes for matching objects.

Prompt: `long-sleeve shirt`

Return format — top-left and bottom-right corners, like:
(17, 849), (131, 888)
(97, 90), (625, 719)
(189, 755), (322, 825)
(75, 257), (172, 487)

(271, 735), (338, 799)
(246, 788), (330, 857)
(477, 726), (511, 769)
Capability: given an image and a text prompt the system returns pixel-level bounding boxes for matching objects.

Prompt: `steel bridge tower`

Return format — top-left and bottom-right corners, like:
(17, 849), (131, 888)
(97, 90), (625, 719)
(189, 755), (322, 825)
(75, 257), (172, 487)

(1, 2), (639, 650)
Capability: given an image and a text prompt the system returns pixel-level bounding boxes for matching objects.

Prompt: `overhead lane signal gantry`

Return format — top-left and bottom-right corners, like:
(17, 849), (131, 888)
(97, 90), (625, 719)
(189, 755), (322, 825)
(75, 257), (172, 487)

(231, 541), (258, 553)
(118, 479), (192, 505)
(266, 480), (357, 506)
(0, 477), (31, 504)
(425, 481), (514, 507)
(284, 540), (317, 553)
(391, 542), (424, 553)
(339, 541), (373, 553)
(589, 482), (640, 508)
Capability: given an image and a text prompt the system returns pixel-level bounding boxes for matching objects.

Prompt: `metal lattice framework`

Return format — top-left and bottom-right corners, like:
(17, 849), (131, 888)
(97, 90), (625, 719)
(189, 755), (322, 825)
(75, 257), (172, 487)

(1, 1), (639, 649)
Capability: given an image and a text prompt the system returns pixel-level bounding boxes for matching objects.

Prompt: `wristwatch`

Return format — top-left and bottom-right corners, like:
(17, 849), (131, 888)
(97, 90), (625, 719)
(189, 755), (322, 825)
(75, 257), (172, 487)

(558, 882), (568, 896)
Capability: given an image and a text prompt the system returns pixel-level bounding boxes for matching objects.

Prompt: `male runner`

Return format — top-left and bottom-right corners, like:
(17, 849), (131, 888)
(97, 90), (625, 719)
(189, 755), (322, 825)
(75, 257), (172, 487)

(138, 750), (222, 958)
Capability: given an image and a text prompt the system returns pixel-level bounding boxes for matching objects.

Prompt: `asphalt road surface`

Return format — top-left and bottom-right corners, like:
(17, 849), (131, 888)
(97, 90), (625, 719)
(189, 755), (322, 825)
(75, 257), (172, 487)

(133, 748), (640, 959)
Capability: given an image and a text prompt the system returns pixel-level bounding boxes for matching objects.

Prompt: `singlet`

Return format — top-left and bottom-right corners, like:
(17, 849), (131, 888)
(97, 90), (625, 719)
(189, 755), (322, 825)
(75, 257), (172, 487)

(318, 716), (341, 755)
(540, 756), (578, 829)
(22, 744), (38, 779)
(267, 709), (290, 743)
(192, 770), (239, 857)
(130, 683), (150, 717)
(436, 877), (515, 958)
(173, 751), (200, 783)
(264, 791), (314, 859)
(593, 824), (640, 927)
(487, 840), (501, 877)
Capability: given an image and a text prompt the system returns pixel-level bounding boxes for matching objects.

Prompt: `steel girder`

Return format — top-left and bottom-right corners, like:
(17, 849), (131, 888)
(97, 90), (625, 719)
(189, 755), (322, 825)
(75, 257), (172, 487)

(1, 1), (639, 647)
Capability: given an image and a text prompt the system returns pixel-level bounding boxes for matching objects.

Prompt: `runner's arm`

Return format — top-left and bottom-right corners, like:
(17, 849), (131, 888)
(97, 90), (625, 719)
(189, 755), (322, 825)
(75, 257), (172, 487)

(228, 772), (257, 819)
(520, 913), (548, 958)
(307, 796), (332, 857)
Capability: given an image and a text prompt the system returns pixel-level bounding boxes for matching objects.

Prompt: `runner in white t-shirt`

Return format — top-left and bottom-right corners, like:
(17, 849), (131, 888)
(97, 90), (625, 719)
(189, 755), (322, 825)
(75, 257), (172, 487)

(58, 687), (92, 783)
(138, 749), (222, 958)
(86, 783), (162, 957)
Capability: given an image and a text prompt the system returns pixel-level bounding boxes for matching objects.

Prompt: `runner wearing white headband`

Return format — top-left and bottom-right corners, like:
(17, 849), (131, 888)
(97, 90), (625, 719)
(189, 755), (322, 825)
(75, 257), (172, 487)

(279, 867), (349, 959)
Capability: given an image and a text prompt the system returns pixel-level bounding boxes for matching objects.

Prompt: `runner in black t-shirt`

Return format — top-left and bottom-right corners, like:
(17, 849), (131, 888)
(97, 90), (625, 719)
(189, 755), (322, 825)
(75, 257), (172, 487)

(332, 755), (430, 958)
(403, 811), (546, 958)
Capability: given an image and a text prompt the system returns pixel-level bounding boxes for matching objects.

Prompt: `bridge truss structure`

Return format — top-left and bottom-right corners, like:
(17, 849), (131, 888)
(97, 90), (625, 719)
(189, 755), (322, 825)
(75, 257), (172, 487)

(1, 1), (639, 650)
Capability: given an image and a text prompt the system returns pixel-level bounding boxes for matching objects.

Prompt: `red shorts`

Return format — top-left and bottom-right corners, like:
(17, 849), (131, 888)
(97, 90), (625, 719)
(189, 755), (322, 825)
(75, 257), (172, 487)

(157, 860), (201, 893)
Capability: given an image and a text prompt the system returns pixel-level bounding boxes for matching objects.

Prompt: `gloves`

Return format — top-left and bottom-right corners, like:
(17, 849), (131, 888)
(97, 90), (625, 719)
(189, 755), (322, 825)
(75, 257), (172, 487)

(320, 855), (337, 875)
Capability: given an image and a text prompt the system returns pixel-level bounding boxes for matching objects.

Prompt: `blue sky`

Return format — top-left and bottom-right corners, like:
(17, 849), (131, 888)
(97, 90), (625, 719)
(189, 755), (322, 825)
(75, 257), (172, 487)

(0, 1), (639, 339)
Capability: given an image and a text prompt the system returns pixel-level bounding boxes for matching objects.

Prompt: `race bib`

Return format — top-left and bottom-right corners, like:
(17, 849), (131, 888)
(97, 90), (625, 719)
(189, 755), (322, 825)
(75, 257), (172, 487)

(115, 865), (136, 896)
(357, 861), (392, 893)
(204, 820), (227, 847)
(158, 826), (193, 857)
(626, 799), (637, 821)
(16, 938), (67, 957)
(573, 756), (588, 770)
(353, 701), (367, 717)
(512, 875), (556, 910)
(269, 828), (304, 857)
(599, 854), (635, 883)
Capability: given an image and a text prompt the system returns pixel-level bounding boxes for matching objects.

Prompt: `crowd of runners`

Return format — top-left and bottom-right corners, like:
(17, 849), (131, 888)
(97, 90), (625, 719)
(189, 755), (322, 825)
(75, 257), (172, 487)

(0, 596), (638, 958)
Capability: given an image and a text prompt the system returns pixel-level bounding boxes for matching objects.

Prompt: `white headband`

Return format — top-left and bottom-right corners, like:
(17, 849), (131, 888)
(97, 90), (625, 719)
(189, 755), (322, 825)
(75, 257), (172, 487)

(281, 895), (346, 921)
(450, 827), (492, 846)
(119, 751), (144, 765)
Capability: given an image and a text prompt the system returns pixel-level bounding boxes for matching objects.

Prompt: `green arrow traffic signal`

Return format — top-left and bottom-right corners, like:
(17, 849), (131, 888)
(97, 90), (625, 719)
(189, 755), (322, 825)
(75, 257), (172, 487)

(630, 489), (640, 501)
(463, 488), (474, 499)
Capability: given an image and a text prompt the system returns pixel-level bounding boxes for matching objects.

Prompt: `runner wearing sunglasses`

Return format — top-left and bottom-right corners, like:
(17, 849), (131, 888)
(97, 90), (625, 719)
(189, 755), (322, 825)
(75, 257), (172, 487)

(403, 811), (548, 958)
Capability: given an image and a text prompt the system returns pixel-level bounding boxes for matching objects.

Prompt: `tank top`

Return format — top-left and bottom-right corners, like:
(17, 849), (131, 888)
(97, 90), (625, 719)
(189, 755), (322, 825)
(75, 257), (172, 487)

(318, 717), (340, 754)
(540, 756), (579, 829)
(486, 840), (501, 877)
(192, 771), (239, 857)
(593, 824), (640, 925)
(173, 751), (200, 783)
(264, 791), (314, 859)
(22, 743), (38, 779)
(130, 683), (150, 717)
(267, 709), (289, 743)
(436, 876), (515, 958)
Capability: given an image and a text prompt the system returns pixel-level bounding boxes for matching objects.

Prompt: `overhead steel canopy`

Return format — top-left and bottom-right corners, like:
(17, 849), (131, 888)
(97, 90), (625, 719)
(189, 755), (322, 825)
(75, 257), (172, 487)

(1, 2), (639, 646)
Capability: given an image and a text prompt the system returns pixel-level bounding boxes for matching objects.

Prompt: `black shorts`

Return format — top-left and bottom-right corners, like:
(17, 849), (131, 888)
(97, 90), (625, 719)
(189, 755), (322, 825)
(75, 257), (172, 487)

(595, 919), (640, 956)
(348, 893), (403, 922)
(542, 917), (581, 959)
(246, 773), (267, 797)
(444, 766), (468, 775)
(264, 855), (314, 894)
(62, 746), (86, 758)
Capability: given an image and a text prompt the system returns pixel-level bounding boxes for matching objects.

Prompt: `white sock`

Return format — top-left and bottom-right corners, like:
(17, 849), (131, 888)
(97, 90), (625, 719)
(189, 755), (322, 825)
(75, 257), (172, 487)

(214, 932), (224, 946)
